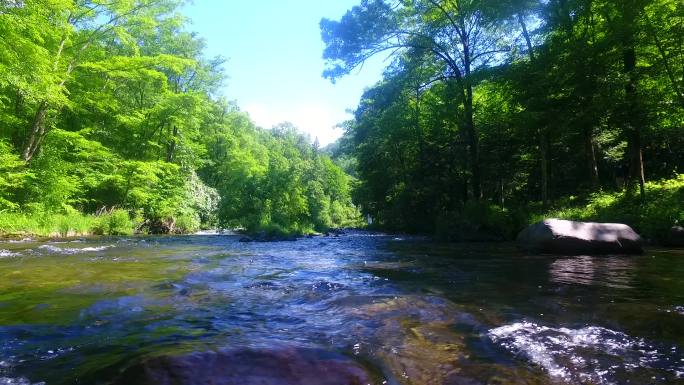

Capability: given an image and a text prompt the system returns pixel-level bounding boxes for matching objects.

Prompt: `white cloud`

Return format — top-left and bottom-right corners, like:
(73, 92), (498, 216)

(243, 102), (349, 146)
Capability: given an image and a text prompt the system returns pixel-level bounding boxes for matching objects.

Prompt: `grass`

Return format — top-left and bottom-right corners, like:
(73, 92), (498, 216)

(0, 209), (135, 237)
(433, 175), (683, 244)
(533, 175), (684, 243)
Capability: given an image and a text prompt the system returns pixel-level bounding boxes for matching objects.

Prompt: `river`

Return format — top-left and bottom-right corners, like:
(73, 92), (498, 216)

(0, 232), (683, 384)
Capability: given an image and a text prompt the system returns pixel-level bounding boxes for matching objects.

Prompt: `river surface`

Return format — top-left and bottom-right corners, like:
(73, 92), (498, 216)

(1, 232), (683, 385)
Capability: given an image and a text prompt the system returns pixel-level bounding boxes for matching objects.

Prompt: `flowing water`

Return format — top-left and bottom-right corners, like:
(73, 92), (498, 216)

(0, 232), (683, 384)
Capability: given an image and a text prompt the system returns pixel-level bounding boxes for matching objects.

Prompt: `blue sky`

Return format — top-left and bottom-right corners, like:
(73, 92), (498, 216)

(182, 0), (387, 145)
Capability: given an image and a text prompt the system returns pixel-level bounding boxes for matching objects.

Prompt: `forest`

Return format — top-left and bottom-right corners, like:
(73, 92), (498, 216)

(322, 0), (683, 242)
(0, 0), (361, 237)
(0, 0), (682, 242)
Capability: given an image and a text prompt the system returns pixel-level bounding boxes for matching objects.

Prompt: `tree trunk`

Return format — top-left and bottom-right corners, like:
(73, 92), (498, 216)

(622, 3), (646, 199)
(585, 128), (599, 189)
(464, 85), (481, 200)
(628, 130), (646, 198)
(540, 131), (549, 206)
(518, 13), (549, 207)
(461, 36), (481, 201)
(414, 85), (425, 172)
(518, 13), (535, 61)
(21, 35), (75, 162)
(166, 125), (179, 163)
(22, 102), (49, 162)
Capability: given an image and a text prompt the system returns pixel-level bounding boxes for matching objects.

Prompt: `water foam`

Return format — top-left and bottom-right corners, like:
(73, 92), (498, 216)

(488, 321), (684, 384)
(0, 250), (19, 258)
(0, 378), (45, 385)
(7, 238), (33, 243)
(37, 245), (113, 255)
(0, 359), (44, 385)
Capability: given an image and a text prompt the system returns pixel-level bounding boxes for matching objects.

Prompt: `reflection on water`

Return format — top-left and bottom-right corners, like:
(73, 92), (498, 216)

(549, 256), (636, 289)
(0, 233), (682, 384)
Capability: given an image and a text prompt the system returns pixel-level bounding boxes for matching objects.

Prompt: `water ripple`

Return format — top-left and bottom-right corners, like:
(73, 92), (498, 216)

(549, 256), (635, 289)
(0, 250), (19, 258)
(37, 244), (114, 255)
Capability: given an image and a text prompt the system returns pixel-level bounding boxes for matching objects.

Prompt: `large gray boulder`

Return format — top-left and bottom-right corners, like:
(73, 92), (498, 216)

(517, 219), (643, 255)
(112, 347), (373, 385)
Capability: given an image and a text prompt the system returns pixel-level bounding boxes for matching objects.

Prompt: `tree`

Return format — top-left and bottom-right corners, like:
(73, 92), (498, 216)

(321, 0), (515, 200)
(1, 0), (184, 161)
(0, 0), (361, 235)
(326, 0), (683, 238)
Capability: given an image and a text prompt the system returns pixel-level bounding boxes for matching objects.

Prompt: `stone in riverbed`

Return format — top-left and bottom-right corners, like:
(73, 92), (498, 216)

(517, 219), (643, 255)
(112, 347), (373, 385)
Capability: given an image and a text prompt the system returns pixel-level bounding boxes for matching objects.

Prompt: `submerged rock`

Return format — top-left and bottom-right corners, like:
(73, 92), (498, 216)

(517, 219), (643, 255)
(112, 347), (373, 385)
(346, 295), (547, 384)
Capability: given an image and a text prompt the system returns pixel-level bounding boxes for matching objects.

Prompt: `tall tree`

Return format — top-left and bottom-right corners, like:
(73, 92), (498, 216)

(618, 0), (647, 198)
(321, 0), (513, 200)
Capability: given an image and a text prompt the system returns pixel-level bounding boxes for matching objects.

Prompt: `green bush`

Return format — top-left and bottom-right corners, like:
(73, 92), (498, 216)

(250, 222), (298, 239)
(92, 209), (135, 236)
(174, 214), (200, 234)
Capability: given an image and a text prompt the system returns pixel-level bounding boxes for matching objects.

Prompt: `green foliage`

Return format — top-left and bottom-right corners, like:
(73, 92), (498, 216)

(0, 141), (28, 210)
(174, 214), (200, 234)
(539, 175), (684, 242)
(207, 122), (362, 235)
(325, 0), (683, 242)
(185, 171), (220, 229)
(92, 209), (135, 236)
(0, 1), (360, 237)
(0, 211), (97, 237)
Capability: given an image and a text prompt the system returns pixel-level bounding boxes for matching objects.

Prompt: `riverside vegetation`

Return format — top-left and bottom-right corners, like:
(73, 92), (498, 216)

(0, 0), (362, 237)
(1, 0), (683, 242)
(322, 0), (683, 243)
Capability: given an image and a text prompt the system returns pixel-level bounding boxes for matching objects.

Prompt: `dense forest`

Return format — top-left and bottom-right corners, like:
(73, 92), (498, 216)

(0, 0), (361, 236)
(322, 0), (683, 242)
(0, 0), (682, 241)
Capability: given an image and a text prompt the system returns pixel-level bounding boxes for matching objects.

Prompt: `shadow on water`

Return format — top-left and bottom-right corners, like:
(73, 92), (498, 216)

(0, 233), (683, 384)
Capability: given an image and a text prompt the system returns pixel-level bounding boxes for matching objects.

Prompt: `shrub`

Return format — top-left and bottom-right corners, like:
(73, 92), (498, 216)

(92, 209), (134, 236)
(174, 214), (200, 234)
